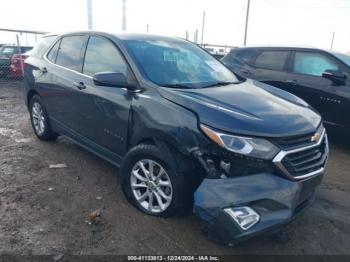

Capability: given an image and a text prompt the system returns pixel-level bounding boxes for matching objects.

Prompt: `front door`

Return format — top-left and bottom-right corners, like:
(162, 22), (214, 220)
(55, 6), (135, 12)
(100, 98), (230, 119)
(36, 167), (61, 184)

(72, 35), (133, 158)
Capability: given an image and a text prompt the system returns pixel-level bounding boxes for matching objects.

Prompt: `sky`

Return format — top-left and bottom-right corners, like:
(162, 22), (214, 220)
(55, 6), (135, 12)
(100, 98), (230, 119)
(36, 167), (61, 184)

(0, 0), (350, 53)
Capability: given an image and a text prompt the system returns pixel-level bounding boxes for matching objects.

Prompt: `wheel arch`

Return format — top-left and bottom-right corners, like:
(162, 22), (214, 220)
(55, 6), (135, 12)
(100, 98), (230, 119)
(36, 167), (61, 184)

(27, 89), (40, 109)
(128, 134), (204, 191)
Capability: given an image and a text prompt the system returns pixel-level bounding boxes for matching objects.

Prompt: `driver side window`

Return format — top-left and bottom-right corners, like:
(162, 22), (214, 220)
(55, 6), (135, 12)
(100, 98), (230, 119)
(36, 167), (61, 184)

(293, 52), (339, 77)
(83, 36), (127, 77)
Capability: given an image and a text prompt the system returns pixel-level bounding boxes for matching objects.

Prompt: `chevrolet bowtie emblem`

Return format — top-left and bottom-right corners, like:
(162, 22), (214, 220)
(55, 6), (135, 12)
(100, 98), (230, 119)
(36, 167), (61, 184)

(311, 132), (321, 143)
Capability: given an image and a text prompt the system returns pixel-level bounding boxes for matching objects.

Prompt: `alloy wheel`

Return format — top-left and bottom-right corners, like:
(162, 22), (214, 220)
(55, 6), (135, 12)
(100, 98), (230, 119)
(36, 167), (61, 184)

(31, 102), (45, 135)
(130, 159), (173, 213)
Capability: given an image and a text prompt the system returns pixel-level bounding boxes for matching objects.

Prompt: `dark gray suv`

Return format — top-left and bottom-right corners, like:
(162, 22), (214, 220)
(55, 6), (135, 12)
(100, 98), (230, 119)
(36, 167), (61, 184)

(24, 32), (329, 245)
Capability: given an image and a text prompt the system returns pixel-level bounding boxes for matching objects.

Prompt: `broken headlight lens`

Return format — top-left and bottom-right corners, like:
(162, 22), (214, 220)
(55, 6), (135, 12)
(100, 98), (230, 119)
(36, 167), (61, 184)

(200, 124), (280, 160)
(224, 207), (260, 230)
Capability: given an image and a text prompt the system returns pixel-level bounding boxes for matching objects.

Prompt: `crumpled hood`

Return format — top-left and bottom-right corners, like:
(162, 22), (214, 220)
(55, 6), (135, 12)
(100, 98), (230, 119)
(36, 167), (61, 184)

(158, 79), (321, 137)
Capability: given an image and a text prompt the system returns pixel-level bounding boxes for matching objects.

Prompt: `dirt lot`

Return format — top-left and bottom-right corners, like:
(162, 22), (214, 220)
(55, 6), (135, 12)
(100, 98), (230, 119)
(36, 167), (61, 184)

(0, 80), (350, 255)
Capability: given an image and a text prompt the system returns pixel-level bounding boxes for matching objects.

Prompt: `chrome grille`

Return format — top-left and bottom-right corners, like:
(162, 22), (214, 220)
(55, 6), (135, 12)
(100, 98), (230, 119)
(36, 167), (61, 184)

(281, 138), (328, 177)
(274, 125), (324, 150)
(273, 127), (329, 180)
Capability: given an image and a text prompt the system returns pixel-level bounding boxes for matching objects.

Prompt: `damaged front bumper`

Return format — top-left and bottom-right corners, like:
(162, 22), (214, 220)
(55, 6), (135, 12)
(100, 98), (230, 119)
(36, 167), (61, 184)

(194, 172), (323, 246)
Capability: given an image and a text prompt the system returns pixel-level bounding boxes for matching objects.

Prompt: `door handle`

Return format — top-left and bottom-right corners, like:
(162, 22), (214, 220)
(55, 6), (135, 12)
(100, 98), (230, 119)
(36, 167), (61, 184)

(73, 81), (86, 90)
(286, 79), (298, 85)
(40, 67), (48, 73)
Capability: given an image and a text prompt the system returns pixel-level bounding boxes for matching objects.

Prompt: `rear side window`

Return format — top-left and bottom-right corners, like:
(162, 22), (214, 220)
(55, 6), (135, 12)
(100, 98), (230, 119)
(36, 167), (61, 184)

(293, 52), (339, 76)
(254, 51), (288, 70)
(56, 35), (86, 72)
(30, 36), (56, 58)
(83, 36), (127, 77)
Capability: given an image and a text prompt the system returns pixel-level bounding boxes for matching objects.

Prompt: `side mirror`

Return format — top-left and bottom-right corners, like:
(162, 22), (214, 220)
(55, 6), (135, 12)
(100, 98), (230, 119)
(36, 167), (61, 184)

(93, 72), (138, 90)
(322, 69), (347, 85)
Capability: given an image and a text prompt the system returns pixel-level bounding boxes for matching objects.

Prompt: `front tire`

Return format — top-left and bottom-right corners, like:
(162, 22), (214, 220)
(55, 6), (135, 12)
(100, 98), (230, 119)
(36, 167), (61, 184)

(121, 144), (192, 217)
(29, 95), (58, 141)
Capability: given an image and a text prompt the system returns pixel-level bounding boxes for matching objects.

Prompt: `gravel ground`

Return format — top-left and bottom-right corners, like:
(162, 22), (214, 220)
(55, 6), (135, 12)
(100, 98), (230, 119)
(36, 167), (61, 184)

(0, 80), (350, 255)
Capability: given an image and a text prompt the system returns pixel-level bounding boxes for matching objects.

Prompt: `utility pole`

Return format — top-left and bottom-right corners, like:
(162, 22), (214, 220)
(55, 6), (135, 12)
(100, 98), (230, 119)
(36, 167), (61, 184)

(194, 29), (198, 43)
(243, 0), (250, 46)
(122, 0), (126, 31)
(147, 24), (149, 33)
(330, 31), (335, 51)
(201, 11), (206, 44)
(87, 0), (93, 30)
(185, 30), (189, 40)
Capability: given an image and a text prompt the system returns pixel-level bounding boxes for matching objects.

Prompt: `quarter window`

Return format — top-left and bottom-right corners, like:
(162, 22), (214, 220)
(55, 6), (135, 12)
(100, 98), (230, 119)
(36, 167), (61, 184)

(55, 35), (86, 72)
(254, 51), (288, 70)
(31, 36), (57, 59)
(47, 40), (60, 63)
(83, 36), (127, 77)
(293, 52), (339, 76)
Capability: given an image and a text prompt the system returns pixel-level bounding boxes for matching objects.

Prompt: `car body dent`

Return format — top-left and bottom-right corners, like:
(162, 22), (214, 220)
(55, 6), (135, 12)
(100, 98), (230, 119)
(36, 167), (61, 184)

(158, 79), (321, 138)
(128, 89), (208, 176)
(194, 173), (323, 245)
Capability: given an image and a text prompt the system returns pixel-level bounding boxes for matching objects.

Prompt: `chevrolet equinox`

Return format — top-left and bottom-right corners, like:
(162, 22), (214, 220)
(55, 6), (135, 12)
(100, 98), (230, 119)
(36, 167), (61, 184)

(24, 32), (329, 245)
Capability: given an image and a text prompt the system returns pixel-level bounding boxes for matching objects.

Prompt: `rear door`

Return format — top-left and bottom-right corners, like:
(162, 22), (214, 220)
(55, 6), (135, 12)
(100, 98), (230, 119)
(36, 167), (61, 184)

(285, 51), (348, 126)
(39, 35), (88, 131)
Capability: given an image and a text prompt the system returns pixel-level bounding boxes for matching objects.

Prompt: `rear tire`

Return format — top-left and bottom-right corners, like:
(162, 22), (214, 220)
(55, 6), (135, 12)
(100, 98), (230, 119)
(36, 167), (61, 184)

(29, 95), (58, 141)
(121, 143), (192, 217)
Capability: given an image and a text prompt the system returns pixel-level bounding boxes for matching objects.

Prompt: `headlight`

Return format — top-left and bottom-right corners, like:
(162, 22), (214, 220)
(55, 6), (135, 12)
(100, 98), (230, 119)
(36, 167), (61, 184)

(200, 124), (280, 160)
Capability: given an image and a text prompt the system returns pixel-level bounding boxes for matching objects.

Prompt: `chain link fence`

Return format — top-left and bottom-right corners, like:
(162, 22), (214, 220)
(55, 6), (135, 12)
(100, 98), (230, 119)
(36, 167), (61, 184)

(0, 29), (46, 82)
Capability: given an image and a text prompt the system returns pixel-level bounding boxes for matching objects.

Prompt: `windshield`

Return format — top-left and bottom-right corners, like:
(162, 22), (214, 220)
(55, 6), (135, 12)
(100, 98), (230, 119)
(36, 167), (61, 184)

(334, 53), (350, 67)
(123, 38), (238, 88)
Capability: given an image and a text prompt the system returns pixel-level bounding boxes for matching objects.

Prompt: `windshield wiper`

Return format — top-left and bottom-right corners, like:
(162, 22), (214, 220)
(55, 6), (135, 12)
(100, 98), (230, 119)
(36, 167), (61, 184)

(161, 83), (193, 89)
(202, 81), (236, 88)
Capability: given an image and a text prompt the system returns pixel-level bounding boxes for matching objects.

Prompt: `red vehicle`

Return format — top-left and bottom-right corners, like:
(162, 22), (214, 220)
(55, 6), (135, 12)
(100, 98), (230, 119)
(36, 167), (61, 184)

(10, 51), (31, 78)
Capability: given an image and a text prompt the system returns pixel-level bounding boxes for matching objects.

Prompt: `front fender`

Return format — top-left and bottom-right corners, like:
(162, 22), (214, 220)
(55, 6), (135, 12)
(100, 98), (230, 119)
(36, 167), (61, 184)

(128, 92), (206, 155)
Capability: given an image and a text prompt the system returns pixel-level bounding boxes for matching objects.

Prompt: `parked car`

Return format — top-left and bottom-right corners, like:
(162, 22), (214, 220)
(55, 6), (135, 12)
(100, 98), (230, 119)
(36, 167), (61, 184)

(10, 51), (31, 78)
(212, 53), (225, 60)
(204, 47), (225, 60)
(24, 32), (328, 245)
(222, 46), (350, 128)
(0, 45), (32, 78)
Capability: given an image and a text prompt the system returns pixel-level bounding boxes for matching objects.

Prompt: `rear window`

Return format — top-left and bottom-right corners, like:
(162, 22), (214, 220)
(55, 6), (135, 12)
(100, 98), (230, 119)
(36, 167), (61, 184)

(55, 35), (86, 72)
(254, 51), (289, 71)
(30, 36), (56, 58)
